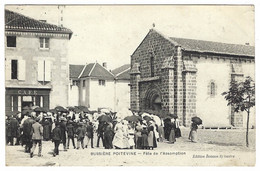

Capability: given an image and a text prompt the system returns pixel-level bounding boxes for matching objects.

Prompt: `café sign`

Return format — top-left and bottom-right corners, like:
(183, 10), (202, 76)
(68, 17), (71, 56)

(6, 88), (50, 95)
(18, 90), (37, 95)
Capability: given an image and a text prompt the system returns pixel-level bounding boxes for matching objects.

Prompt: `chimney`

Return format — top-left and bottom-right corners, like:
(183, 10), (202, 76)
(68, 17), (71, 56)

(103, 62), (107, 68)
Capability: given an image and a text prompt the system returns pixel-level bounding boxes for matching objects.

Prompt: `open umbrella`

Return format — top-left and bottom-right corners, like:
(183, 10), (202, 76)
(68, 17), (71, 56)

(22, 106), (31, 110)
(48, 109), (57, 114)
(6, 110), (20, 116)
(124, 115), (141, 122)
(97, 115), (112, 122)
(22, 109), (33, 115)
(34, 107), (47, 113)
(67, 106), (75, 111)
(192, 116), (202, 125)
(55, 106), (67, 113)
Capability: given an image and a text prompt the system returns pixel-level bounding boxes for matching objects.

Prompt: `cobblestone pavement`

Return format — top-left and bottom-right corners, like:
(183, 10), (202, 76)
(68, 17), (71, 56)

(6, 128), (255, 166)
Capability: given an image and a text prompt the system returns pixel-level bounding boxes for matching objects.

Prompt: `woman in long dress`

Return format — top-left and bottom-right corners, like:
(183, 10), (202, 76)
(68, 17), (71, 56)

(189, 122), (198, 142)
(147, 125), (157, 150)
(127, 124), (135, 149)
(174, 118), (182, 138)
(113, 124), (129, 149)
(135, 122), (143, 149)
(168, 120), (176, 144)
(141, 126), (149, 149)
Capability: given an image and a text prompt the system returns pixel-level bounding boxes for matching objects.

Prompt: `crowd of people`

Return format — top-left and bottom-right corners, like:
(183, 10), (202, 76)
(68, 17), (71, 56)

(6, 107), (200, 158)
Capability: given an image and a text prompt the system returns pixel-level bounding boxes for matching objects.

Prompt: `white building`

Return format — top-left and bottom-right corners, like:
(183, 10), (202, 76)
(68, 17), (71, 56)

(69, 62), (130, 112)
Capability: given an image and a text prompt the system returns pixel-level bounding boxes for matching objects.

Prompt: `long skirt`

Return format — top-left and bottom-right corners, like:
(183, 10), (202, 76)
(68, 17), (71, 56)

(190, 130), (197, 142)
(175, 128), (181, 138)
(168, 129), (176, 143)
(147, 131), (154, 147)
(158, 126), (165, 141)
(141, 134), (148, 148)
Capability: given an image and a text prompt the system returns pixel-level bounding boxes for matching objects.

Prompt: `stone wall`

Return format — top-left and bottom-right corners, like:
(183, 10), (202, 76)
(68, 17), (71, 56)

(5, 32), (70, 108)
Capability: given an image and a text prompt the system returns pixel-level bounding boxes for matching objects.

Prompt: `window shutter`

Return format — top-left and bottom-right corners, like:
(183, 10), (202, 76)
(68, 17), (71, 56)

(18, 60), (26, 80)
(38, 60), (44, 81)
(45, 60), (51, 81)
(5, 60), (11, 80)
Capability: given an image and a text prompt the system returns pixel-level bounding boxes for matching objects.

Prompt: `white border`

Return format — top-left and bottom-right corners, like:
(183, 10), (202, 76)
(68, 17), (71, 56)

(0, 1), (259, 171)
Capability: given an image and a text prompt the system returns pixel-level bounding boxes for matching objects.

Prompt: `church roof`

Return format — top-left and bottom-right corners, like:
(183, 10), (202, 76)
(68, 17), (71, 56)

(169, 37), (254, 57)
(5, 9), (73, 38)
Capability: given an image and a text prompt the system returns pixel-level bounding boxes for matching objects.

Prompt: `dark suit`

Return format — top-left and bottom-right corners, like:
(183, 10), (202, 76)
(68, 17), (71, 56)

(52, 126), (61, 155)
(66, 123), (76, 148)
(22, 118), (35, 152)
(76, 126), (85, 149)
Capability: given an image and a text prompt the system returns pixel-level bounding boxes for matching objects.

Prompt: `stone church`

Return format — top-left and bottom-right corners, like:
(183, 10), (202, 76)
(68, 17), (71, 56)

(130, 29), (254, 128)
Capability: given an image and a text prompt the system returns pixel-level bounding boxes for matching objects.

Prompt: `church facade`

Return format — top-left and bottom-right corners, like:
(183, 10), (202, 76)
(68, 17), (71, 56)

(130, 29), (255, 128)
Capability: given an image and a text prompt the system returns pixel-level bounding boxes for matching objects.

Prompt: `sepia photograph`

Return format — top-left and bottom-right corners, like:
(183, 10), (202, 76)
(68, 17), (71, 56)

(3, 4), (256, 166)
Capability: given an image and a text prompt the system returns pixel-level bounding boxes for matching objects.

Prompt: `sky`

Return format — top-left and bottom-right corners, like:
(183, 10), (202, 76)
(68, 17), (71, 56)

(5, 5), (255, 70)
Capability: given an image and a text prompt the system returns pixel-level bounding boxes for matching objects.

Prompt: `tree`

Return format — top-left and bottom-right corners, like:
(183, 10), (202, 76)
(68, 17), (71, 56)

(222, 76), (255, 147)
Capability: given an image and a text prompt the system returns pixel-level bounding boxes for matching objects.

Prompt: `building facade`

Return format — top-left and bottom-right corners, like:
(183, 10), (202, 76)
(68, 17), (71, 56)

(5, 9), (72, 115)
(130, 29), (255, 128)
(69, 63), (131, 112)
(112, 64), (131, 112)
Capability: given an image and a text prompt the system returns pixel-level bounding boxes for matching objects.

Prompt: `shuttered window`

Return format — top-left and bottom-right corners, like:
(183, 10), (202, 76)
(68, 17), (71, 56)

(5, 60), (11, 80)
(38, 60), (51, 82)
(11, 60), (18, 79)
(18, 60), (26, 80)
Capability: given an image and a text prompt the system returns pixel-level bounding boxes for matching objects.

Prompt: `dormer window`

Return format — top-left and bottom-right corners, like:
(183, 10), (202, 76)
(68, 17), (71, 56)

(40, 37), (49, 49)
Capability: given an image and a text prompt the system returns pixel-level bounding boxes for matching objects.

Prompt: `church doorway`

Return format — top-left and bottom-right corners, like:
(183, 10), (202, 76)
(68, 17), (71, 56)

(144, 87), (162, 112)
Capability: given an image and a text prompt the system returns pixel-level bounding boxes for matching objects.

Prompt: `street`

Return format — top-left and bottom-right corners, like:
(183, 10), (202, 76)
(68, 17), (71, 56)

(6, 128), (255, 166)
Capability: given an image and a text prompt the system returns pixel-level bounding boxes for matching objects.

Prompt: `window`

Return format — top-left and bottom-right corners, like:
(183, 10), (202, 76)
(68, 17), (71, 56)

(38, 60), (51, 82)
(40, 37), (50, 49)
(11, 60), (18, 79)
(150, 56), (154, 77)
(73, 80), (78, 86)
(208, 81), (217, 97)
(83, 80), (86, 87)
(7, 36), (16, 47)
(99, 80), (106, 86)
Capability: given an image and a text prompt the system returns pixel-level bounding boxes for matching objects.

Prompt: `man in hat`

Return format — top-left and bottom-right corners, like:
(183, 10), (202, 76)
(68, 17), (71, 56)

(75, 122), (85, 149)
(60, 117), (67, 151)
(52, 122), (61, 157)
(8, 115), (20, 145)
(67, 120), (76, 149)
(21, 114), (35, 153)
(30, 117), (43, 158)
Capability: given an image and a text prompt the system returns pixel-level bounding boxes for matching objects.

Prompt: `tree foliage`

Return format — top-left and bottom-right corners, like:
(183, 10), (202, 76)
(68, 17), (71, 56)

(222, 76), (255, 147)
(222, 76), (255, 113)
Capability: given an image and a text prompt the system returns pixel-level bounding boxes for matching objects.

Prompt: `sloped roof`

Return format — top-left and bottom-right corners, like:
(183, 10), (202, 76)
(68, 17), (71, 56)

(116, 68), (130, 80)
(81, 63), (95, 77)
(112, 64), (130, 80)
(112, 64), (130, 75)
(80, 63), (115, 80)
(69, 64), (85, 78)
(5, 9), (72, 37)
(169, 37), (254, 57)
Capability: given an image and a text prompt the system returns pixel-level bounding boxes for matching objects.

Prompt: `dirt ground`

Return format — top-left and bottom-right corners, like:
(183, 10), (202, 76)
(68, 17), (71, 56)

(5, 128), (255, 166)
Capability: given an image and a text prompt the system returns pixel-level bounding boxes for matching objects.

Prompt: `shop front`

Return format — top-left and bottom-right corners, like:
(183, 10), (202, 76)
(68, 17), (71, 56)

(5, 88), (50, 116)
